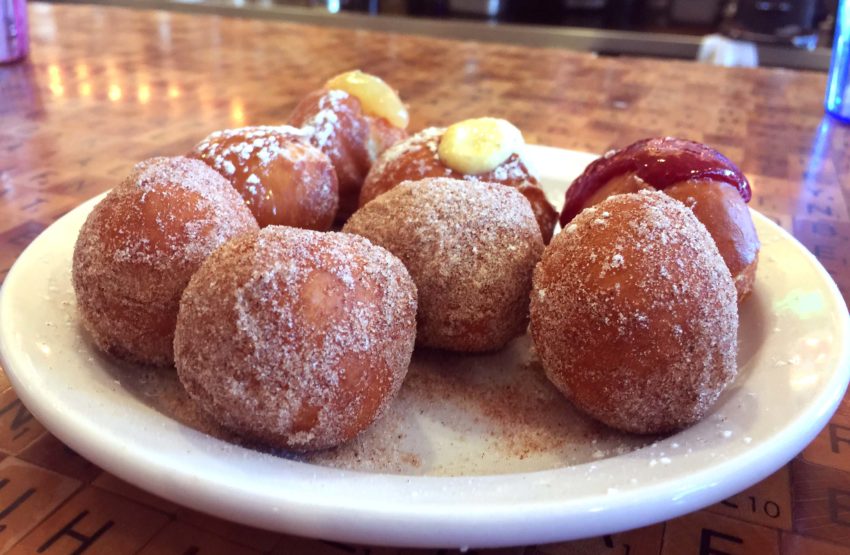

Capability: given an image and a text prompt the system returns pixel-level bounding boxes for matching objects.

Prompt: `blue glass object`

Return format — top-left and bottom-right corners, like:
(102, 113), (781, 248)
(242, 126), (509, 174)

(0, 0), (28, 64)
(827, 0), (850, 122)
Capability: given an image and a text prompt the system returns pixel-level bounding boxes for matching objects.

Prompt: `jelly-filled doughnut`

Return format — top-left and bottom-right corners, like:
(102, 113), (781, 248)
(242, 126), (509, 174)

(289, 70), (408, 219)
(531, 191), (738, 434)
(191, 125), (338, 230)
(174, 227), (417, 451)
(344, 177), (543, 352)
(72, 157), (259, 366)
(560, 137), (759, 301)
(359, 119), (557, 243)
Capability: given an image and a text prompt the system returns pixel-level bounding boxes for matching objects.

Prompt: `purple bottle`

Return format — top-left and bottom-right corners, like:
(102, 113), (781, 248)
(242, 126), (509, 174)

(0, 0), (28, 64)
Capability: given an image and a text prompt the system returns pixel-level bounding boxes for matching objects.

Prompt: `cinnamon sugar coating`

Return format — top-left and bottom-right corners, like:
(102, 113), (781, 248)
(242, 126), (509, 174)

(72, 156), (259, 366)
(530, 191), (738, 434)
(191, 125), (339, 230)
(344, 178), (544, 352)
(359, 127), (557, 243)
(173, 227), (417, 451)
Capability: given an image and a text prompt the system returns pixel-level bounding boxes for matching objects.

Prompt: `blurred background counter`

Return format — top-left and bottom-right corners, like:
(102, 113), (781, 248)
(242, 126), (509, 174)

(42, 0), (841, 70)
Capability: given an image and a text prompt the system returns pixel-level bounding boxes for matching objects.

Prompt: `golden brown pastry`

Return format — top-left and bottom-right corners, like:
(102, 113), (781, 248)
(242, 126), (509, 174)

(531, 191), (738, 434)
(191, 125), (338, 230)
(345, 177), (544, 352)
(174, 227), (417, 451)
(289, 70), (408, 220)
(72, 157), (259, 366)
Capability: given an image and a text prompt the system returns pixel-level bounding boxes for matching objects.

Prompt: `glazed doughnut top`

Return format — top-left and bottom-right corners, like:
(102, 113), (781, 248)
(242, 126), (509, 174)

(561, 137), (752, 225)
(370, 127), (534, 185)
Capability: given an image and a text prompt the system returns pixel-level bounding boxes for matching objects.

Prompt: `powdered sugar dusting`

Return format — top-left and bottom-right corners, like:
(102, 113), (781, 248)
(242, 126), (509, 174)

(289, 88), (373, 217)
(294, 89), (365, 166)
(195, 126), (310, 170)
(192, 126), (338, 229)
(367, 127), (447, 186)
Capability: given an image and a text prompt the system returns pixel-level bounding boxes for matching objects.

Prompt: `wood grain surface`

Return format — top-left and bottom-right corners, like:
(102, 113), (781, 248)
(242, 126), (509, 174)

(1, 3), (849, 554)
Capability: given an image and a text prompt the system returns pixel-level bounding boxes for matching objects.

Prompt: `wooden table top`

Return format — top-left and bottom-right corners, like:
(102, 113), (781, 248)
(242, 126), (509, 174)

(1, 3), (849, 554)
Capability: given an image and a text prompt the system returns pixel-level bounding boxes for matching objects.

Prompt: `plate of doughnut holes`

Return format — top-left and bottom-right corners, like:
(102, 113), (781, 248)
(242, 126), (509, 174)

(1, 71), (848, 548)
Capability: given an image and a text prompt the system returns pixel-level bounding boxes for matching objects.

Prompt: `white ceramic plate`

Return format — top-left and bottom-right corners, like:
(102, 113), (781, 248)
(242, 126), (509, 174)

(1, 146), (848, 549)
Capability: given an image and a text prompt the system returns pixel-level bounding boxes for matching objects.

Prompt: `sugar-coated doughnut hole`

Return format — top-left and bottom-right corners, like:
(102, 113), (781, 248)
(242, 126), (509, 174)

(531, 190), (738, 434)
(173, 227), (417, 451)
(344, 177), (544, 352)
(72, 156), (259, 366)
